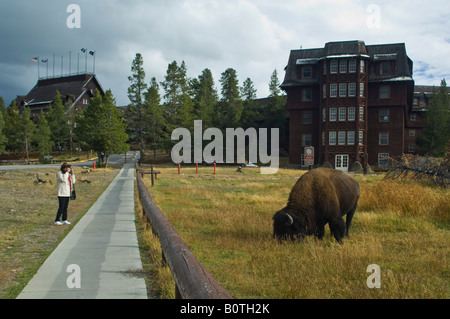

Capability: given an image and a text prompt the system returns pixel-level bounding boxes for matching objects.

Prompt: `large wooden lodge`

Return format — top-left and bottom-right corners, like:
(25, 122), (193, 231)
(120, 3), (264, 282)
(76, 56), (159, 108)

(281, 40), (446, 171)
(16, 73), (104, 115)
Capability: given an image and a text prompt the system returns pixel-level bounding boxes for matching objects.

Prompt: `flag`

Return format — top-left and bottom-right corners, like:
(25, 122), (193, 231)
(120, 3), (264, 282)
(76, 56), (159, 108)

(81, 48), (86, 53)
(30, 57), (38, 62)
(89, 51), (95, 56)
(41, 59), (48, 63)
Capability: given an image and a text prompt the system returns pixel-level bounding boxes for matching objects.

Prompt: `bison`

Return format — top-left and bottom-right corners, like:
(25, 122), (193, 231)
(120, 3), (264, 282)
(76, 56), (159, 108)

(272, 168), (359, 244)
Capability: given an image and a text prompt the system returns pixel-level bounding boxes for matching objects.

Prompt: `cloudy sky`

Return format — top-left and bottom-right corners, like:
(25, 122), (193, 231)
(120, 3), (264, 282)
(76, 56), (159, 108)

(1, 0), (449, 106)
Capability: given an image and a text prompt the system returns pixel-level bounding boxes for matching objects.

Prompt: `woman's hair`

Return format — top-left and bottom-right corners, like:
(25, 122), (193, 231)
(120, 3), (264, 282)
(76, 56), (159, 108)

(60, 162), (71, 172)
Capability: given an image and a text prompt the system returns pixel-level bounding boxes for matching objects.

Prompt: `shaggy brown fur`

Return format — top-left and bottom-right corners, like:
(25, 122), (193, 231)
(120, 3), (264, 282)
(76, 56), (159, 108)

(273, 168), (360, 244)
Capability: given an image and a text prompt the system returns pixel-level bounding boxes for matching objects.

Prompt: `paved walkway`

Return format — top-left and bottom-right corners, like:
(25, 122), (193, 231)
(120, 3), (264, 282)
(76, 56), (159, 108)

(17, 153), (148, 299)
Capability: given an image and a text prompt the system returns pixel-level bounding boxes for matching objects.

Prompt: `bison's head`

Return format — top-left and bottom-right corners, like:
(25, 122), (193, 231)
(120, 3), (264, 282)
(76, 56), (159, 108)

(272, 208), (306, 241)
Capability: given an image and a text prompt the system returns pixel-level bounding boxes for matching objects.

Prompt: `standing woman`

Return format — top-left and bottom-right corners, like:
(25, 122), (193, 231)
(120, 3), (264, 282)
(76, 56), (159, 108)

(55, 162), (76, 226)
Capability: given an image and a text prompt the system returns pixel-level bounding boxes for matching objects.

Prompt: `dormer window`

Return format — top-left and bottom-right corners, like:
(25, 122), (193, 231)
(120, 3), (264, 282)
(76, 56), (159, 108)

(302, 65), (312, 78)
(380, 61), (390, 75)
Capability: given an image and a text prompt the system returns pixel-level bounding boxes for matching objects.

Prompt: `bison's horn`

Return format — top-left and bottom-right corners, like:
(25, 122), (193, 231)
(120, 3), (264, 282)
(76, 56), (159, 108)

(285, 213), (294, 226)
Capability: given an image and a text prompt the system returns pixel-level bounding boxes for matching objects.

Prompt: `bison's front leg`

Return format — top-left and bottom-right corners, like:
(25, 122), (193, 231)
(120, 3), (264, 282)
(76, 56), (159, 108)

(329, 216), (346, 244)
(315, 225), (325, 240)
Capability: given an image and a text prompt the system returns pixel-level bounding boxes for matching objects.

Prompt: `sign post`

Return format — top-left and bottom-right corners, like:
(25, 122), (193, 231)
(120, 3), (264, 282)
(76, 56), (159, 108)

(304, 146), (314, 169)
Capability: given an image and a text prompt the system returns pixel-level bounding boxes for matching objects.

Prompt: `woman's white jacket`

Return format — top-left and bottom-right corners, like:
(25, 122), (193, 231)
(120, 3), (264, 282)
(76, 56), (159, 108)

(56, 171), (76, 197)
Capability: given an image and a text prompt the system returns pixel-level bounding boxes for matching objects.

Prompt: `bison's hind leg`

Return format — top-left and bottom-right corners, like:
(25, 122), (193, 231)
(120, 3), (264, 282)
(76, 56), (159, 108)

(329, 216), (346, 244)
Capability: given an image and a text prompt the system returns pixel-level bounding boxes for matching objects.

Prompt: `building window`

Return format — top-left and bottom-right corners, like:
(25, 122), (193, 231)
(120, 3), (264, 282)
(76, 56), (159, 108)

(347, 131), (355, 145)
(330, 84), (338, 97)
(380, 62), (390, 75)
(83, 98), (88, 105)
(323, 61), (327, 75)
(338, 131), (346, 145)
(340, 60), (347, 73)
(322, 108), (326, 122)
(409, 144), (415, 153)
(378, 153), (389, 167)
(302, 111), (312, 124)
(302, 134), (312, 147)
(329, 131), (336, 145)
(409, 129), (415, 137)
(302, 88), (312, 101)
(302, 65), (312, 78)
(347, 107), (355, 121)
(360, 83), (364, 97)
(359, 131), (364, 145)
(330, 60), (338, 73)
(322, 132), (326, 146)
(360, 60), (365, 73)
(323, 85), (327, 99)
(410, 113), (417, 121)
(348, 83), (356, 97)
(349, 60), (356, 73)
(413, 98), (419, 106)
(380, 85), (390, 99)
(379, 133), (389, 145)
(379, 109), (389, 122)
(338, 107), (346, 121)
(329, 108), (337, 121)
(359, 107), (364, 121)
(339, 83), (347, 97)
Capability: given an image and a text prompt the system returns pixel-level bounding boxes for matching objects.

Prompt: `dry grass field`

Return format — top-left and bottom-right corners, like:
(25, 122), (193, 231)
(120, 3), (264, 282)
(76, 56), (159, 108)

(138, 165), (449, 299)
(0, 167), (119, 298)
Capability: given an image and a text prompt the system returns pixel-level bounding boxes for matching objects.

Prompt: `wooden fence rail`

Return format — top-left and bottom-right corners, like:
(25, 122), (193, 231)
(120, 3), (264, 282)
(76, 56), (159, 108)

(136, 166), (233, 299)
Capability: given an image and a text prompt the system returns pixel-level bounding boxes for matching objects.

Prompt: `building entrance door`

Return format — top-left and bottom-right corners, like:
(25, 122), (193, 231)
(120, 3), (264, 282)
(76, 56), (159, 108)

(335, 155), (349, 172)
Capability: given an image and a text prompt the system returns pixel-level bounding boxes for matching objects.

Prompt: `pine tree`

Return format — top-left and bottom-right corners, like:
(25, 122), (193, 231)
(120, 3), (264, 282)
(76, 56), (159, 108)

(4, 101), (22, 152)
(101, 90), (129, 166)
(422, 79), (450, 156)
(219, 68), (243, 128)
(0, 96), (6, 116)
(240, 77), (258, 128)
(21, 107), (36, 162)
(127, 53), (147, 107)
(126, 53), (148, 148)
(264, 69), (287, 150)
(47, 91), (69, 150)
(75, 90), (128, 167)
(161, 60), (194, 131)
(0, 102), (6, 154)
(75, 90), (104, 159)
(192, 68), (218, 128)
(143, 77), (167, 161)
(35, 111), (52, 158)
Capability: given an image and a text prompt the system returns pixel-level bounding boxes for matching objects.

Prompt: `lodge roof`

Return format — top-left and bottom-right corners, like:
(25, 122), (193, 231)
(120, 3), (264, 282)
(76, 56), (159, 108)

(281, 40), (413, 89)
(16, 73), (104, 109)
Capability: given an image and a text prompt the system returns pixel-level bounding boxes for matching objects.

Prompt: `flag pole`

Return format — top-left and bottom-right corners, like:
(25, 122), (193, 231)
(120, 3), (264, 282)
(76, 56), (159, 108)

(53, 54), (55, 77)
(38, 56), (40, 79)
(77, 53), (80, 74)
(69, 51), (72, 75)
(85, 48), (87, 74)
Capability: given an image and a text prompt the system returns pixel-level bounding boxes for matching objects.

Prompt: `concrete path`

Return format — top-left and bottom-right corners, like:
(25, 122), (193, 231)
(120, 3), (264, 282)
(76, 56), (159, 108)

(17, 153), (148, 299)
